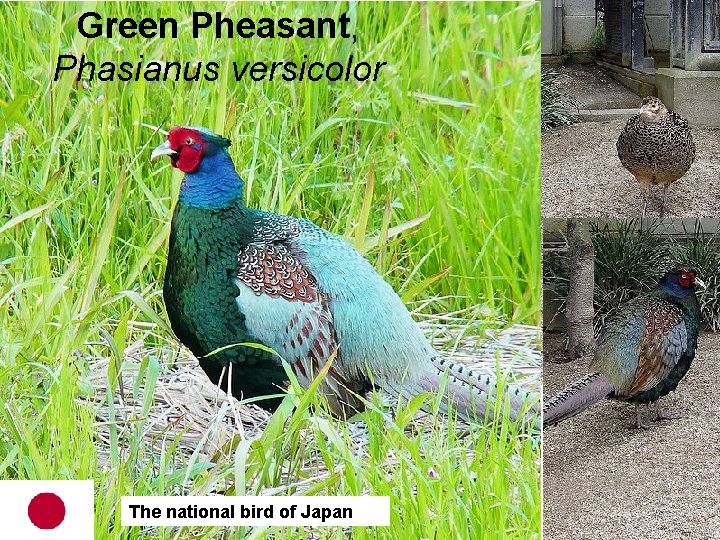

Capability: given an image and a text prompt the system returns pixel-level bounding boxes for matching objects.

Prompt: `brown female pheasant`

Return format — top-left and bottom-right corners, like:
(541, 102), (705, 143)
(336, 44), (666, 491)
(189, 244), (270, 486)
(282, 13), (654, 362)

(617, 97), (695, 217)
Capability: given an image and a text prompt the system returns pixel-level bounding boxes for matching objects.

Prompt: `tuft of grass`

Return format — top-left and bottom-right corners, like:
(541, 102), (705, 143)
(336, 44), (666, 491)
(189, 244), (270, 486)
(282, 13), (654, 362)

(591, 16), (605, 51)
(591, 220), (671, 329)
(1, 2), (541, 539)
(540, 70), (582, 130)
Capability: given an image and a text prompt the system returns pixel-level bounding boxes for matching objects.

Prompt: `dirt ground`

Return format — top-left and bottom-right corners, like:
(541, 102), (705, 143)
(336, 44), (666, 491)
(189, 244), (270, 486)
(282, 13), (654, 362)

(546, 64), (640, 110)
(543, 331), (720, 540)
(542, 120), (720, 218)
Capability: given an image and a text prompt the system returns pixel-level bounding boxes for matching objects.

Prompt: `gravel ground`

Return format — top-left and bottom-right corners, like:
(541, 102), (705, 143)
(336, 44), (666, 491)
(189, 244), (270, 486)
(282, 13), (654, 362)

(542, 120), (720, 218)
(543, 331), (720, 540)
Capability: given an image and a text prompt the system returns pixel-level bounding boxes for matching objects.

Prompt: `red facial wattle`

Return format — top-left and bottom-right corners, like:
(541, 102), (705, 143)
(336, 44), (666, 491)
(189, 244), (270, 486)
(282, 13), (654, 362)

(167, 127), (207, 173)
(678, 272), (693, 288)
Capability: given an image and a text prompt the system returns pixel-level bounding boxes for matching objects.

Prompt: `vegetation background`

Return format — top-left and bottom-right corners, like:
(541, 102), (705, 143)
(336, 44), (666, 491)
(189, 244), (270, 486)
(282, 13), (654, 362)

(0, 2), (540, 539)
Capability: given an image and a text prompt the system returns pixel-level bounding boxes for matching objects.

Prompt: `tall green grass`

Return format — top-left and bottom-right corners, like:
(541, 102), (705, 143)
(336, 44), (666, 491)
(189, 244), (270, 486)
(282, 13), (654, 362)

(0, 2), (540, 539)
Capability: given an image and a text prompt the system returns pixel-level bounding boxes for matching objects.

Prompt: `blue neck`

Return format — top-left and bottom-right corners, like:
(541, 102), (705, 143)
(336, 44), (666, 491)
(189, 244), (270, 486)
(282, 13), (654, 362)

(660, 280), (692, 299)
(178, 150), (244, 209)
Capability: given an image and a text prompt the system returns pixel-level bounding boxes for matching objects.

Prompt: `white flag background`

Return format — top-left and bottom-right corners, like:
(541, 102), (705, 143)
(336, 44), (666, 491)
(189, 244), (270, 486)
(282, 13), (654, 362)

(0, 480), (94, 539)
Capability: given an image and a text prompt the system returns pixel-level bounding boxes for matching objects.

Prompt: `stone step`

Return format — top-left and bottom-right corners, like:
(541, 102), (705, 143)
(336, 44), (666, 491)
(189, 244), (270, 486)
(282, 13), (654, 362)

(578, 108), (637, 122)
(596, 60), (657, 97)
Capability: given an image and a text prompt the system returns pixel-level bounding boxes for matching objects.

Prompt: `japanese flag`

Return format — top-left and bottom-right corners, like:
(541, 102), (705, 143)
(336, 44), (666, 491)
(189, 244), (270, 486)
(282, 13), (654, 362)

(0, 480), (94, 539)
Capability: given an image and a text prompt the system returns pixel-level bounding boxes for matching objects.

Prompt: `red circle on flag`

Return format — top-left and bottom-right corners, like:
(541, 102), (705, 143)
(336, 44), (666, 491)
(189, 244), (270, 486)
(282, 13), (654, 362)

(27, 492), (66, 529)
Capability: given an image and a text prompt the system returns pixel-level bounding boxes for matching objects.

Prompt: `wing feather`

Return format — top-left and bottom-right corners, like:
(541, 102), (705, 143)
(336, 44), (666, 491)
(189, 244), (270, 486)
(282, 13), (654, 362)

(627, 302), (687, 395)
(234, 241), (366, 416)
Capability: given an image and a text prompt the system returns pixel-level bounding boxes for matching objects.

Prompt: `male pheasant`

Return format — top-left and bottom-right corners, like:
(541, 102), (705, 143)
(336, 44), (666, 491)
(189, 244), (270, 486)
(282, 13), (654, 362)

(617, 96), (695, 217)
(544, 268), (703, 429)
(151, 126), (539, 428)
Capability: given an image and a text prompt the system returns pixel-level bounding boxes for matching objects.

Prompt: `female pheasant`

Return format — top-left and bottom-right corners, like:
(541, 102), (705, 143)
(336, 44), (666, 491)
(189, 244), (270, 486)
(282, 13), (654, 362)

(151, 126), (539, 428)
(543, 268), (704, 429)
(617, 96), (695, 217)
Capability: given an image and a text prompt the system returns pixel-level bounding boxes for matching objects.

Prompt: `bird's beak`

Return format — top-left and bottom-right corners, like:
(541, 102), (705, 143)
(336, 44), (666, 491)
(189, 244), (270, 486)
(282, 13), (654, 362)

(694, 277), (706, 290)
(150, 141), (177, 161)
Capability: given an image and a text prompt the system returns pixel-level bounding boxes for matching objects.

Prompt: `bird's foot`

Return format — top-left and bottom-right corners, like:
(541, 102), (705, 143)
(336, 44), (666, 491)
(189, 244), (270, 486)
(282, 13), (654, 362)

(653, 411), (682, 421)
(653, 402), (682, 422)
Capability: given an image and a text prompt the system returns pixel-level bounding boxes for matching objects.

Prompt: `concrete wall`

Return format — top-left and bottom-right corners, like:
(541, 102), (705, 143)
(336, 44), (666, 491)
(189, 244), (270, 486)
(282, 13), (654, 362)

(645, 0), (670, 52)
(560, 0), (670, 54)
(563, 0), (596, 52)
(542, 0), (556, 54)
(657, 68), (720, 127)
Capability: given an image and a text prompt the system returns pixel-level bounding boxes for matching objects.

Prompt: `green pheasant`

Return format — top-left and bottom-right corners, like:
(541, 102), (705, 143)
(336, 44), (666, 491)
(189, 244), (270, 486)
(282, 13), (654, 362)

(544, 269), (703, 428)
(151, 126), (539, 427)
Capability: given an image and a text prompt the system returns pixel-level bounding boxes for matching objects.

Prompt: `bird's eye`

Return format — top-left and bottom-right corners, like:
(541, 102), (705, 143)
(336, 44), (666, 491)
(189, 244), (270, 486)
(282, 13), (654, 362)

(185, 137), (194, 145)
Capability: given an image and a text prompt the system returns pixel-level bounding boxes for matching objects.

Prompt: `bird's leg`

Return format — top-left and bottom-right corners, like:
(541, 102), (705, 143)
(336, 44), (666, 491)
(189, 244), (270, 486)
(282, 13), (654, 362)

(641, 186), (650, 219)
(634, 403), (649, 429)
(653, 400), (682, 421)
(659, 185), (669, 217)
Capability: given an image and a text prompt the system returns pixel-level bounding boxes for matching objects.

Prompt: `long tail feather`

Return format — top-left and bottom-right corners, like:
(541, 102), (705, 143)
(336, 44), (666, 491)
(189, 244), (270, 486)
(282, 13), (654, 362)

(383, 356), (541, 430)
(543, 372), (614, 427)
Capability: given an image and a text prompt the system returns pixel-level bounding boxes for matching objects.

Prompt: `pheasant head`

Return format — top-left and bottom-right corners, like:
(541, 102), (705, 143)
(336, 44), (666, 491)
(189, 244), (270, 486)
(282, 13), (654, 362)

(151, 126), (231, 173)
(659, 268), (705, 298)
(151, 127), (242, 209)
(638, 96), (668, 122)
